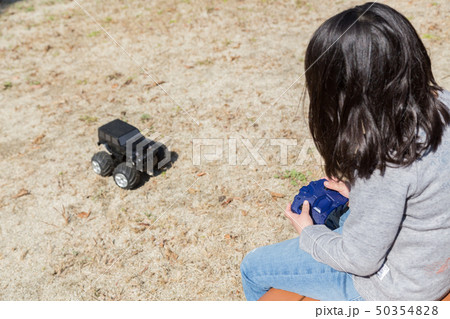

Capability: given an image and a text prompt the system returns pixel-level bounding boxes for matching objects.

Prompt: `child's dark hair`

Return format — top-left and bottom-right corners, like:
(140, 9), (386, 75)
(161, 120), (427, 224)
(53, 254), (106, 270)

(305, 2), (450, 183)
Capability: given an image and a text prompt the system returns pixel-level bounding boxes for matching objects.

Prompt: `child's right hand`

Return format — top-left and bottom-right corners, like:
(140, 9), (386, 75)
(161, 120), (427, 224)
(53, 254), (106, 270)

(324, 177), (351, 198)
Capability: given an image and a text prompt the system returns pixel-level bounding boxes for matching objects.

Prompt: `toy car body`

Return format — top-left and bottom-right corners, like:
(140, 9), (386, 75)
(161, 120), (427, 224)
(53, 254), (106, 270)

(91, 119), (167, 189)
(291, 179), (349, 230)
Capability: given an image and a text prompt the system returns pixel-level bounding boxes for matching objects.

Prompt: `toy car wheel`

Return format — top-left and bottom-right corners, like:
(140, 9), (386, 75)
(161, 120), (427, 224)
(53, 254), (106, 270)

(91, 151), (114, 176)
(113, 162), (141, 189)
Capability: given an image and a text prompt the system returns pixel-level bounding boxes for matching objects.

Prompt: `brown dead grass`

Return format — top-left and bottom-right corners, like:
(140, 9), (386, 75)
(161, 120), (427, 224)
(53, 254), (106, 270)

(0, 0), (448, 300)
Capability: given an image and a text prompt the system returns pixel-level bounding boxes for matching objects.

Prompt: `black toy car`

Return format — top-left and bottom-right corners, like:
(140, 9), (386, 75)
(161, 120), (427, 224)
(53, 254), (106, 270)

(91, 119), (168, 189)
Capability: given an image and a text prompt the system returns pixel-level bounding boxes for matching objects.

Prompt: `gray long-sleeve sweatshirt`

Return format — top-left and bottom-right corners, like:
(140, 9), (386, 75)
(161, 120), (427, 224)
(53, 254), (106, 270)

(299, 90), (450, 301)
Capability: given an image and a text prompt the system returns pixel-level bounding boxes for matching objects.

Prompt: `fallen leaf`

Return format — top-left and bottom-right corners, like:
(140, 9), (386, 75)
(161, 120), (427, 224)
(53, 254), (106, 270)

(107, 72), (123, 81)
(137, 222), (150, 227)
(139, 265), (149, 275)
(197, 172), (206, 177)
(221, 198), (233, 206)
(12, 188), (30, 199)
(20, 249), (29, 260)
(188, 188), (198, 195)
(32, 134), (45, 145)
(111, 83), (119, 89)
(241, 210), (248, 216)
(77, 211), (90, 218)
(132, 226), (147, 233)
(270, 191), (285, 199)
(144, 81), (166, 90)
(164, 248), (178, 263)
(159, 239), (168, 248)
(131, 249), (142, 256)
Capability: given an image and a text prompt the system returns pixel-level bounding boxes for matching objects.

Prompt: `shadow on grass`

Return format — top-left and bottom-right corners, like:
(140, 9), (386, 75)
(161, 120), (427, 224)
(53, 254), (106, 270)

(134, 151), (179, 190)
(0, 0), (24, 15)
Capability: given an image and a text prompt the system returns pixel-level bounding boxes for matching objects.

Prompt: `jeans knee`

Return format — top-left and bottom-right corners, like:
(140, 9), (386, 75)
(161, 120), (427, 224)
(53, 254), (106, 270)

(240, 254), (250, 279)
(240, 248), (258, 280)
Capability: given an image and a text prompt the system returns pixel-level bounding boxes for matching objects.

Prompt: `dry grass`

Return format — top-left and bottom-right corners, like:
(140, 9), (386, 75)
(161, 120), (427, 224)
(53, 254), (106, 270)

(0, 0), (448, 300)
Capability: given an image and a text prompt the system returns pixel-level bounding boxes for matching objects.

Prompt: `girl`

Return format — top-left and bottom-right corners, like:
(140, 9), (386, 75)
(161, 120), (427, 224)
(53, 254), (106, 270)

(240, 2), (450, 301)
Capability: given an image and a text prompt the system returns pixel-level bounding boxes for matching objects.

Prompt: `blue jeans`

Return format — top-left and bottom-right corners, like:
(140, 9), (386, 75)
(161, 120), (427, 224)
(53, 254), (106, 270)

(240, 210), (364, 301)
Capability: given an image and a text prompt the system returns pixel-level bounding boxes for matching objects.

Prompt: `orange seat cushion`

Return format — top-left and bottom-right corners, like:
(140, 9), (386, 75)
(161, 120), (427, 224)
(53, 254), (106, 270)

(258, 288), (450, 301)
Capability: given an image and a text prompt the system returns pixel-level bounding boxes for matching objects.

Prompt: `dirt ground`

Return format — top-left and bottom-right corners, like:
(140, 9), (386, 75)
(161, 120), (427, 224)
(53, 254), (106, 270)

(0, 0), (448, 300)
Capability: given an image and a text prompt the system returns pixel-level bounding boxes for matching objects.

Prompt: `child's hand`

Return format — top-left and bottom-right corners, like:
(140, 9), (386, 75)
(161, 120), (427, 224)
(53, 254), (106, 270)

(324, 177), (351, 198)
(284, 202), (313, 236)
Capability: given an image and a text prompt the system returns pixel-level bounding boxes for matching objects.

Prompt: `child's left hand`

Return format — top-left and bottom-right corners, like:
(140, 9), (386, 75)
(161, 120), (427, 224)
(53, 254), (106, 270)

(284, 201), (314, 236)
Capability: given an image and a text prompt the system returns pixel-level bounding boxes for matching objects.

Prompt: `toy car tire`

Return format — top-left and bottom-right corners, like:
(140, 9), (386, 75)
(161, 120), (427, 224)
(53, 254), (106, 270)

(91, 151), (114, 177)
(113, 162), (141, 189)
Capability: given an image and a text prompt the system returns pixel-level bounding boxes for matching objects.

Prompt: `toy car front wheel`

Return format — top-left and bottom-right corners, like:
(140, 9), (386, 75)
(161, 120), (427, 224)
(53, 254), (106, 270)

(113, 162), (141, 189)
(91, 151), (114, 176)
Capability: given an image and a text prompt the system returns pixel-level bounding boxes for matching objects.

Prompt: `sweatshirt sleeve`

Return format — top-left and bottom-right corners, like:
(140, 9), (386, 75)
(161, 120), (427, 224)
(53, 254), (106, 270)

(299, 167), (413, 276)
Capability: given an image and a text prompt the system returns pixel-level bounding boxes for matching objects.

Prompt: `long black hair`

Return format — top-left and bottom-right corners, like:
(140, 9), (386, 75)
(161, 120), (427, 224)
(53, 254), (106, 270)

(305, 2), (450, 183)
